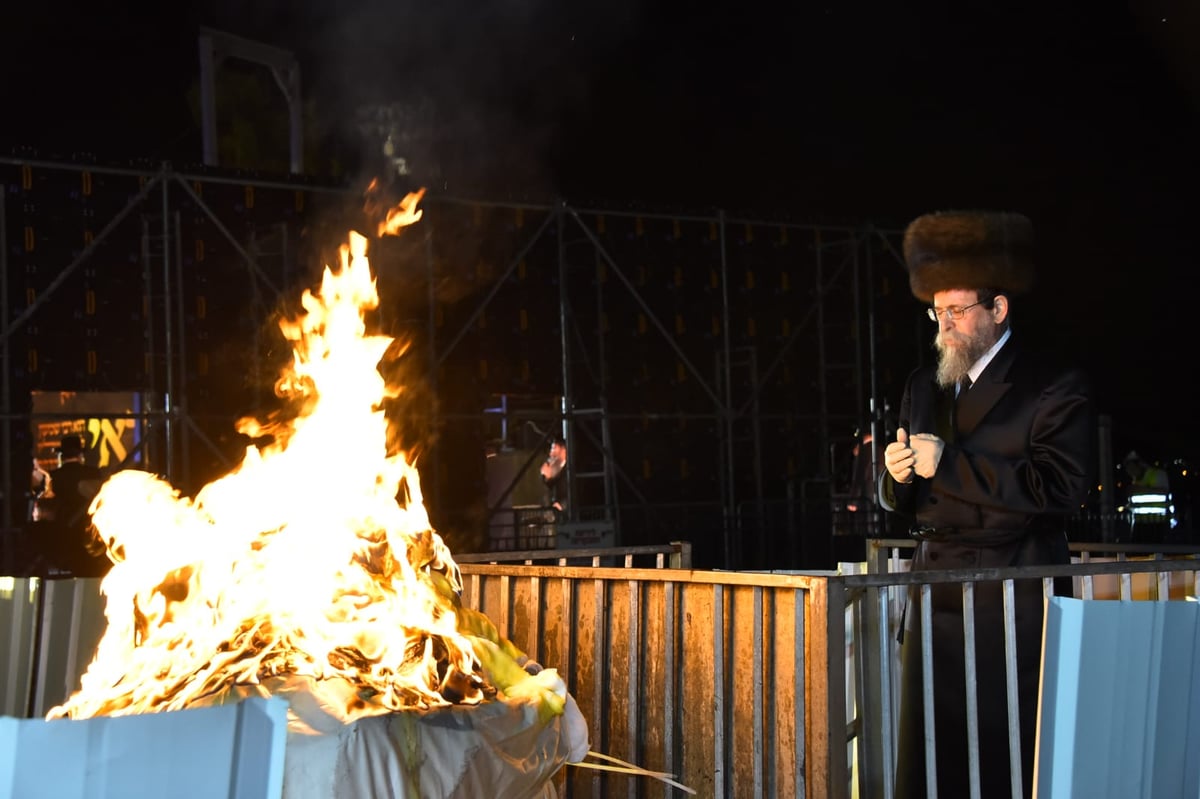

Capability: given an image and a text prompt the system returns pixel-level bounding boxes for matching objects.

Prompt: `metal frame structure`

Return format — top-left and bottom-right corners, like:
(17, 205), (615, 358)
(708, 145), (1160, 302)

(0, 157), (345, 539)
(0, 155), (917, 572)
(415, 198), (915, 567)
(198, 27), (305, 175)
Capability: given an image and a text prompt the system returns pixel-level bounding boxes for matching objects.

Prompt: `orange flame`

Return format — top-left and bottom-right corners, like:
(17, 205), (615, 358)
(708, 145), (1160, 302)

(376, 187), (425, 237)
(49, 190), (497, 722)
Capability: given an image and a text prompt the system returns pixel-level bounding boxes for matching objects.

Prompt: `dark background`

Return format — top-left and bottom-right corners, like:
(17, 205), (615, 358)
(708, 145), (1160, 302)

(3, 0), (1198, 462)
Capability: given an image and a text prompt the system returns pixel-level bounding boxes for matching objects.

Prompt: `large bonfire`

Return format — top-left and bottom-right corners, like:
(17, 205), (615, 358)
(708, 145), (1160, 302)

(47, 189), (562, 725)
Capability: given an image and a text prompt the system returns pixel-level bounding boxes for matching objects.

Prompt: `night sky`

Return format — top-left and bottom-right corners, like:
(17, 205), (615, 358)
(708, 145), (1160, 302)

(4, 0), (1199, 458)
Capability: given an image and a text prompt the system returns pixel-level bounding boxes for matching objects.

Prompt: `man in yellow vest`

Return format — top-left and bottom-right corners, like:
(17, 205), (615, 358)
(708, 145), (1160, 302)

(1122, 450), (1173, 541)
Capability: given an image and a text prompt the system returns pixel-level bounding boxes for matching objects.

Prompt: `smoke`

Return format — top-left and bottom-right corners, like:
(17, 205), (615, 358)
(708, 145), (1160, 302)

(204, 0), (651, 199)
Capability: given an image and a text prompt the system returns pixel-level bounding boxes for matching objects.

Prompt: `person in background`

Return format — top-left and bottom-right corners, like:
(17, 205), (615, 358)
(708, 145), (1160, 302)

(1123, 450), (1169, 490)
(845, 429), (875, 514)
(38, 434), (109, 577)
(539, 436), (568, 519)
(879, 210), (1095, 798)
(841, 429), (881, 538)
(29, 454), (52, 522)
(1122, 449), (1174, 541)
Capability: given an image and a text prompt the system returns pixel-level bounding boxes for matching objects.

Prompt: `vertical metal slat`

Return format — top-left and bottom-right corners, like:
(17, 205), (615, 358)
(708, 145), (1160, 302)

(1001, 579), (1022, 799)
(796, 587), (807, 799)
(626, 577), (640, 799)
(753, 586), (764, 798)
(920, 582), (937, 798)
(713, 583), (725, 797)
(962, 582), (981, 799)
(663, 580), (676, 794)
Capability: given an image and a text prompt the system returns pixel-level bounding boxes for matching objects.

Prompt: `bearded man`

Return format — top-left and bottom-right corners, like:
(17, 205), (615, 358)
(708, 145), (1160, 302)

(879, 211), (1096, 799)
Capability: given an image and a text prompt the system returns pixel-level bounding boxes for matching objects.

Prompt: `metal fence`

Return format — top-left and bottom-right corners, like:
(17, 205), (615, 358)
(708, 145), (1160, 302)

(3, 542), (1197, 798)
(457, 542), (1200, 798)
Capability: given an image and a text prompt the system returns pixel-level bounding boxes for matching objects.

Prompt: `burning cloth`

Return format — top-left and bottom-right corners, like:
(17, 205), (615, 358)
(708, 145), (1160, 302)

(45, 192), (588, 797)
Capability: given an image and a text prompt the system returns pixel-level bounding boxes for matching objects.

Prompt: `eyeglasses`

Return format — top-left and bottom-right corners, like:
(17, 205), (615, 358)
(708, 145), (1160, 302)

(926, 300), (985, 322)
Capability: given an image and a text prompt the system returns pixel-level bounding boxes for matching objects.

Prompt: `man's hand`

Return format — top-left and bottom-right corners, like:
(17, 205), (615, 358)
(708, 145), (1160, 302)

(884, 427), (915, 485)
(910, 433), (945, 479)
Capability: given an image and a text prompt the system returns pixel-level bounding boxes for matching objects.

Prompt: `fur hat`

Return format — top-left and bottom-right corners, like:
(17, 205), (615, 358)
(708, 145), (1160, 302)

(902, 210), (1035, 302)
(56, 434), (85, 457)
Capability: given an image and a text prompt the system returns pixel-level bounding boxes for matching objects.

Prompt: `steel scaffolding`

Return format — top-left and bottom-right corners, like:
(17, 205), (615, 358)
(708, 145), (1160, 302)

(0, 155), (917, 571)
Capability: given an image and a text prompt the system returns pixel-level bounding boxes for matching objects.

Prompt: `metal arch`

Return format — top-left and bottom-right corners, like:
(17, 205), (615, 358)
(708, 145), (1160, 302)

(198, 27), (304, 175)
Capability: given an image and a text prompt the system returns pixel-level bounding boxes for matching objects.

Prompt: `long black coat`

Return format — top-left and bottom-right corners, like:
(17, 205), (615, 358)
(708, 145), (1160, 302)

(882, 337), (1095, 798)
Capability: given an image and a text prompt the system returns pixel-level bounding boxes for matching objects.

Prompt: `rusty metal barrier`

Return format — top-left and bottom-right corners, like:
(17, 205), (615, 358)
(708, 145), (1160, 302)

(459, 562), (843, 798)
(458, 545), (1200, 799)
(454, 541), (693, 569)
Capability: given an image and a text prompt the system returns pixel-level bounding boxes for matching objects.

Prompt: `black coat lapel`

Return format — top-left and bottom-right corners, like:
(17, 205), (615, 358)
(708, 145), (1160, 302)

(957, 339), (1018, 435)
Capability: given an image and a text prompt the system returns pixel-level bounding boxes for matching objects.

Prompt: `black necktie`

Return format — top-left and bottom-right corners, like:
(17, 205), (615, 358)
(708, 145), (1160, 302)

(955, 376), (972, 431)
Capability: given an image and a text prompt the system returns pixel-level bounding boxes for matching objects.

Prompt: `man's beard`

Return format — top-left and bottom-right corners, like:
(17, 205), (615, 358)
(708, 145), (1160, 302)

(935, 326), (999, 388)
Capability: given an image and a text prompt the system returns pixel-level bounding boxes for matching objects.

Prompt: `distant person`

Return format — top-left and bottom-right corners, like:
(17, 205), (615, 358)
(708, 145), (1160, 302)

(539, 436), (568, 520)
(1122, 450), (1174, 541)
(38, 434), (109, 577)
(879, 210), (1096, 798)
(844, 430), (879, 536)
(1123, 450), (1168, 490)
(29, 454), (51, 522)
(845, 429), (875, 514)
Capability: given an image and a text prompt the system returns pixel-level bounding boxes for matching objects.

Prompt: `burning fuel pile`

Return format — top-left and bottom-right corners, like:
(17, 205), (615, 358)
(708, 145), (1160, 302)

(46, 190), (563, 727)
(36, 189), (697, 797)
